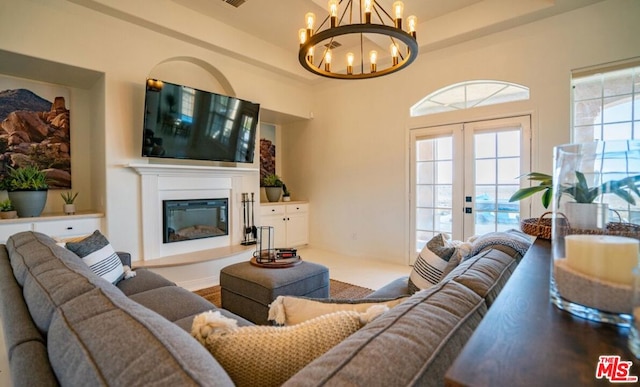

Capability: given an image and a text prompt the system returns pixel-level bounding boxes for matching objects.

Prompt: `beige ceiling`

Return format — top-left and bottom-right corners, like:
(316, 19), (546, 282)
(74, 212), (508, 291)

(68, 0), (605, 82)
(172, 0), (603, 54)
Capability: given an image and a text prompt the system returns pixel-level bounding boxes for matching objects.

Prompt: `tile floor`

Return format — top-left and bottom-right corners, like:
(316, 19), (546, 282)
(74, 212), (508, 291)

(297, 246), (411, 290)
(0, 247), (411, 386)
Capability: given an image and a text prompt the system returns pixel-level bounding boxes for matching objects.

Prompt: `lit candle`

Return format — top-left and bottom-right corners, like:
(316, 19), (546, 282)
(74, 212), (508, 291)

(565, 235), (639, 285)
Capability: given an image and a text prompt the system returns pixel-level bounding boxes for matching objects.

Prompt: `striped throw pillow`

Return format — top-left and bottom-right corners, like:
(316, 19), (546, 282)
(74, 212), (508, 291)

(66, 230), (124, 284)
(408, 233), (457, 294)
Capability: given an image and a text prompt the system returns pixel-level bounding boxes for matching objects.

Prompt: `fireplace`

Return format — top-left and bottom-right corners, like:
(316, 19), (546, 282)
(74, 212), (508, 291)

(163, 198), (228, 243)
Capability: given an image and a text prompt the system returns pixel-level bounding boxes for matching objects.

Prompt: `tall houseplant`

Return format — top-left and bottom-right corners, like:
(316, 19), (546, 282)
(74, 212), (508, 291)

(263, 174), (283, 202)
(2, 166), (49, 217)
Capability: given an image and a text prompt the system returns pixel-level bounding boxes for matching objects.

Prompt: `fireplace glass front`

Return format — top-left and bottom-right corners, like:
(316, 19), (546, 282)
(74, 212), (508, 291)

(163, 198), (228, 243)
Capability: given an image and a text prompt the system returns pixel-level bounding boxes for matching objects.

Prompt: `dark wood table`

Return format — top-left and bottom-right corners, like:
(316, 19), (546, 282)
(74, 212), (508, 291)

(445, 238), (640, 386)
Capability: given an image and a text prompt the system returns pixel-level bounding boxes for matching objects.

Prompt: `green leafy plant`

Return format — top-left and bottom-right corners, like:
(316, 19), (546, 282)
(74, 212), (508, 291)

(61, 191), (79, 204)
(282, 184), (290, 197)
(509, 171), (640, 208)
(263, 173), (283, 187)
(2, 166), (49, 191)
(0, 199), (14, 212)
(509, 172), (554, 208)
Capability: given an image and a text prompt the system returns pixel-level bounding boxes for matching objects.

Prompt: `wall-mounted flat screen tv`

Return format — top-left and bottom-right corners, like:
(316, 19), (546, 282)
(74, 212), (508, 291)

(142, 79), (260, 163)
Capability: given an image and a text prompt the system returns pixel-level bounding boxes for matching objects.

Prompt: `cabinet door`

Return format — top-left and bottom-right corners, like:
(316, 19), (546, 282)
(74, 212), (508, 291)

(258, 207), (285, 248)
(260, 215), (286, 248)
(286, 212), (308, 247)
(0, 223), (32, 244)
(33, 218), (101, 239)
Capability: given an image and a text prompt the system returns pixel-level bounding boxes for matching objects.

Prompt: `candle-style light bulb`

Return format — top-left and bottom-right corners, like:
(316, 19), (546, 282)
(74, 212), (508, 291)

(407, 15), (417, 38)
(324, 49), (332, 72)
(392, 1), (404, 29)
(364, 0), (372, 23)
(370, 50), (377, 73)
(346, 52), (354, 75)
(307, 46), (315, 64)
(328, 0), (339, 27)
(390, 43), (399, 66)
(298, 28), (307, 45)
(305, 12), (316, 34)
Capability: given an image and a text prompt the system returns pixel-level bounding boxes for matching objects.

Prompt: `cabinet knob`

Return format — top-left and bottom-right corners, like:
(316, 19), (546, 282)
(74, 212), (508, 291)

(66, 226), (73, 230)
(271, 209), (275, 212)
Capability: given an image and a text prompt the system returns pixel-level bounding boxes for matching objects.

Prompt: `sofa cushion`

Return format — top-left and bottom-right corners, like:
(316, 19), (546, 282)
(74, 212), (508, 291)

(468, 229), (531, 261)
(0, 246), (58, 386)
(365, 276), (410, 299)
(408, 233), (457, 293)
(267, 295), (408, 325)
(116, 267), (176, 296)
(65, 230), (125, 284)
(443, 248), (518, 307)
(6, 232), (104, 333)
(283, 280), (486, 387)
(129, 285), (217, 322)
(48, 286), (234, 386)
(192, 310), (365, 387)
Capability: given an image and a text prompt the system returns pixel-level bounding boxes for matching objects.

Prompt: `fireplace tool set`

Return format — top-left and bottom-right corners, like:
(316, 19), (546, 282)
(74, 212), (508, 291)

(241, 193), (257, 245)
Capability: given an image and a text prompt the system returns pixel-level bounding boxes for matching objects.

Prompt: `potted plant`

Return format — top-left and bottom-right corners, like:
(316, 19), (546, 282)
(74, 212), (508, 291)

(263, 174), (283, 202)
(0, 198), (17, 219)
(510, 171), (640, 229)
(1, 165), (49, 218)
(282, 184), (291, 202)
(61, 191), (79, 215)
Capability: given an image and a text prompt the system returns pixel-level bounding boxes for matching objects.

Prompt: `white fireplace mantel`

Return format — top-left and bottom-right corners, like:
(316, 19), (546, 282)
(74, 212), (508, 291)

(128, 163), (258, 176)
(128, 163), (259, 261)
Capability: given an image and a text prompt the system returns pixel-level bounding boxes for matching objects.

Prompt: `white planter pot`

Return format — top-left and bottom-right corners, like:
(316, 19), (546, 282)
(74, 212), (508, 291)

(63, 204), (76, 215)
(565, 202), (608, 230)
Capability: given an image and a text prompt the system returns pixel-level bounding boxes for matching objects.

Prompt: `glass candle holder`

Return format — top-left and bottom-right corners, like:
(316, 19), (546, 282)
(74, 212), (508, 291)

(629, 266), (640, 357)
(550, 141), (640, 327)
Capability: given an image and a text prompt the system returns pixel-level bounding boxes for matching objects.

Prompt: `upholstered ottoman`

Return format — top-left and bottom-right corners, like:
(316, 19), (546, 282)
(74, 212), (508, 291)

(220, 261), (329, 325)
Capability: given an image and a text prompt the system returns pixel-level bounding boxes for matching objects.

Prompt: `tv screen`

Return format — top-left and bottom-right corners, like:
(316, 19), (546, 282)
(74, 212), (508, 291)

(142, 79), (260, 163)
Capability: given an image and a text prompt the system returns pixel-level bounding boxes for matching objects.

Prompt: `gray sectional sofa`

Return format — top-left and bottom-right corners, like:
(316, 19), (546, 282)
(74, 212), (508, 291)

(0, 230), (526, 386)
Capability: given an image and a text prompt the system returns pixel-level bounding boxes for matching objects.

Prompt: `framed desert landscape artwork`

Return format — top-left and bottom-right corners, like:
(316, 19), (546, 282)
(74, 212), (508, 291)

(0, 75), (71, 189)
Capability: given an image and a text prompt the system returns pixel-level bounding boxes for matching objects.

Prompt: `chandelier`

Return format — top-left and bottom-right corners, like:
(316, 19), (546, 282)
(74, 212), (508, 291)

(298, 0), (418, 80)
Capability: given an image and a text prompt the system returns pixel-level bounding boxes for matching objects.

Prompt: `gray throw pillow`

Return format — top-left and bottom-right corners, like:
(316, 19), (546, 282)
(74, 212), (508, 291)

(66, 230), (125, 284)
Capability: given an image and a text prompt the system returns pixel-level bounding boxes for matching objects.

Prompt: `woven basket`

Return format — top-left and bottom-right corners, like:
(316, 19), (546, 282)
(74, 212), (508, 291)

(522, 211), (640, 241)
(520, 212), (565, 240)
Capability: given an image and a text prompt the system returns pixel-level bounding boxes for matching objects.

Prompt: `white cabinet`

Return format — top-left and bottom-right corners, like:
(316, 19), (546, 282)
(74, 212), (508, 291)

(259, 202), (309, 248)
(0, 213), (103, 244)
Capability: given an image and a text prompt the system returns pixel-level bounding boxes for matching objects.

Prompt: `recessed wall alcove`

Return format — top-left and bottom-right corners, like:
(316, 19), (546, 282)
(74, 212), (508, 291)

(0, 49), (106, 216)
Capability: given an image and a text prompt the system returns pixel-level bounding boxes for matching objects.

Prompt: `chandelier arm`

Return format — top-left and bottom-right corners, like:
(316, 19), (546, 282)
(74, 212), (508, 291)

(337, 0), (351, 26)
(373, 0), (394, 24)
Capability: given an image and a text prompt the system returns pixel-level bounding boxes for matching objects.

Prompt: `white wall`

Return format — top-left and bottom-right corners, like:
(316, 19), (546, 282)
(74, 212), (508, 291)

(0, 0), (313, 262)
(283, 0), (640, 265)
(1, 0), (638, 274)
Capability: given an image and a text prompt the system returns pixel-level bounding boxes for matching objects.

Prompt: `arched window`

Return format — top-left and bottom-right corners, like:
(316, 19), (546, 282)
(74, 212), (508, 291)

(410, 80), (530, 117)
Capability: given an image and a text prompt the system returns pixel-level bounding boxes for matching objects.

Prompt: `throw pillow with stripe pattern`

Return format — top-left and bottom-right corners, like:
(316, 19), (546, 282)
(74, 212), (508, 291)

(408, 233), (456, 294)
(66, 230), (125, 284)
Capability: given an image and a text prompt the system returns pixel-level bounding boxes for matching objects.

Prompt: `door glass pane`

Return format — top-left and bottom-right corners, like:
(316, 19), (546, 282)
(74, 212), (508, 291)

(415, 136), (453, 251)
(473, 129), (522, 234)
(475, 133), (495, 158)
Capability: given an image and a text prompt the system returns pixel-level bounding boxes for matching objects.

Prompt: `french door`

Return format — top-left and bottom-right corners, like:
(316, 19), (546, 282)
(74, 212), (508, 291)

(409, 116), (531, 262)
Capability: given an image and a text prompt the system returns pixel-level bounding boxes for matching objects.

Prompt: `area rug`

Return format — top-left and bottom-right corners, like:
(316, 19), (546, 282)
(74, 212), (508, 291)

(194, 279), (374, 308)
